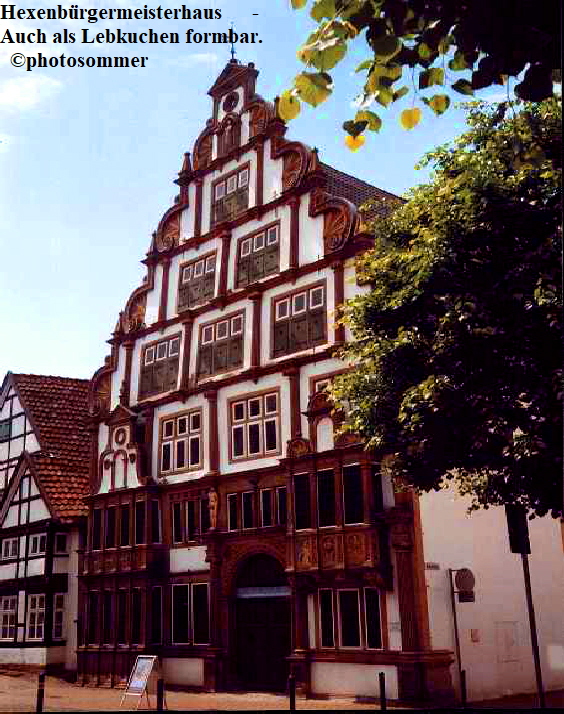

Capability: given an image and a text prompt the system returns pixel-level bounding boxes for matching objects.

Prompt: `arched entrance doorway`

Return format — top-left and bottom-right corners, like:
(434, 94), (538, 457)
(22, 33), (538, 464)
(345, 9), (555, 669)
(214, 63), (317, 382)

(233, 554), (291, 692)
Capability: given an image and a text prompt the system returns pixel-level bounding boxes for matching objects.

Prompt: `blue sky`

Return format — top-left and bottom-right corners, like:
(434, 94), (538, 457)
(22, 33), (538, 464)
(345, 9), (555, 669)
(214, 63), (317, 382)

(0, 0), (505, 380)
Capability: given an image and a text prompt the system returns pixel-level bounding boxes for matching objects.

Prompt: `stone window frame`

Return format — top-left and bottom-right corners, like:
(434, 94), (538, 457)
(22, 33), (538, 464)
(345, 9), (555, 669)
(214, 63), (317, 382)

(227, 388), (281, 464)
(317, 586), (383, 651)
(211, 162), (250, 227)
(159, 408), (203, 478)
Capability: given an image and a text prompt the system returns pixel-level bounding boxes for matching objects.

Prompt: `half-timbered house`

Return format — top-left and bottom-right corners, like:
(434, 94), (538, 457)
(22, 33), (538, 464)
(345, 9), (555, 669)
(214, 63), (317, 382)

(79, 59), (455, 702)
(0, 373), (89, 672)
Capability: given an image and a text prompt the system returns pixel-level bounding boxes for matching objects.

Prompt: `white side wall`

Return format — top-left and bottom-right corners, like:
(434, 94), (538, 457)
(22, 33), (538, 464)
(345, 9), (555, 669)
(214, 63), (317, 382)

(420, 488), (564, 701)
(311, 662), (398, 699)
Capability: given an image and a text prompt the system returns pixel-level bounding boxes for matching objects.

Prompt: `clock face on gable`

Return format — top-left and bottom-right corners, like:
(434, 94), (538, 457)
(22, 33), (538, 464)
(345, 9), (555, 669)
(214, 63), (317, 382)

(222, 92), (239, 113)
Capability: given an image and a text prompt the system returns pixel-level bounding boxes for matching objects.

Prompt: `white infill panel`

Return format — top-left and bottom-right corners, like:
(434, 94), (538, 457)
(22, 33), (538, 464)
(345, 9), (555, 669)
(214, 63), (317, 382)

(311, 662), (399, 699)
(26, 558), (45, 577)
(0, 563), (16, 581)
(3, 506), (18, 528)
(29, 497), (50, 523)
(169, 546), (209, 573)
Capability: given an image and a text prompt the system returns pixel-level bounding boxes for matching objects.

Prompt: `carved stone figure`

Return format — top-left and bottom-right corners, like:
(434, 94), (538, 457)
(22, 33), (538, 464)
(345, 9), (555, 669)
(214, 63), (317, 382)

(209, 487), (219, 530)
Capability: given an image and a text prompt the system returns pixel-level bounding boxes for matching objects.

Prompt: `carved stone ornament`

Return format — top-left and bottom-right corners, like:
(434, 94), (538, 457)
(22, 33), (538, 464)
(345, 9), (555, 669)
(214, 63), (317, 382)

(114, 428), (127, 446)
(324, 208), (350, 253)
(346, 533), (370, 566)
(157, 213), (179, 252)
(195, 133), (213, 170)
(209, 487), (219, 530)
(250, 103), (268, 137)
(282, 151), (303, 191)
(390, 521), (414, 551)
(286, 437), (312, 458)
(93, 374), (111, 415)
(296, 536), (317, 570)
(126, 295), (146, 332)
(334, 431), (362, 448)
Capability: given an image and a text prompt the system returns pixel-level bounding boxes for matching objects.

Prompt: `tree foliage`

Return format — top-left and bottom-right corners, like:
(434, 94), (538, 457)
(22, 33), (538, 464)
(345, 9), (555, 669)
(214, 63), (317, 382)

(282, 0), (560, 141)
(331, 98), (562, 517)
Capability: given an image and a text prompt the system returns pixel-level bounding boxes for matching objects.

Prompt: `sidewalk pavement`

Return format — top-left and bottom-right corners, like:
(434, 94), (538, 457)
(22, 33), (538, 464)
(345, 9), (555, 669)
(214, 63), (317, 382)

(0, 670), (562, 711)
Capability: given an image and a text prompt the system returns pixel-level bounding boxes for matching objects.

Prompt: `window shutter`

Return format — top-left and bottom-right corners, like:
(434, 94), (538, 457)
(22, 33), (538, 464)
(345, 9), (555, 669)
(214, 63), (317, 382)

(214, 342), (229, 371)
(236, 188), (249, 213)
(237, 258), (250, 288)
(165, 357), (179, 391)
(139, 366), (152, 398)
(264, 244), (279, 276)
(273, 322), (289, 356)
(250, 253), (265, 283)
(189, 280), (202, 306)
(228, 336), (243, 368)
(202, 275), (215, 301)
(153, 361), (167, 393)
(308, 310), (325, 344)
(178, 284), (190, 311)
(290, 315), (309, 351)
(198, 345), (212, 377)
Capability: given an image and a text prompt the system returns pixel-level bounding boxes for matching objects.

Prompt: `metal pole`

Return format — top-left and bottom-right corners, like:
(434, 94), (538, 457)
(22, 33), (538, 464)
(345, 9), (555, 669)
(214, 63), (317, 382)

(521, 553), (546, 709)
(460, 669), (467, 709)
(35, 671), (45, 714)
(288, 673), (296, 712)
(156, 677), (164, 712)
(378, 671), (386, 711)
(448, 569), (463, 702)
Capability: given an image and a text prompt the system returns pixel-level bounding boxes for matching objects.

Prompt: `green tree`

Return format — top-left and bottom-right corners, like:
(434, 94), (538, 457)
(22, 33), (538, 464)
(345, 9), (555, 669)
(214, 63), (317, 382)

(331, 98), (562, 517)
(282, 0), (560, 142)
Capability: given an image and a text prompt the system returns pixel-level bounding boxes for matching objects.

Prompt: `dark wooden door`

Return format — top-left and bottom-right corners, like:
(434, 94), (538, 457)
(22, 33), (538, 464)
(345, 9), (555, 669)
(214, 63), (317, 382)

(235, 597), (291, 692)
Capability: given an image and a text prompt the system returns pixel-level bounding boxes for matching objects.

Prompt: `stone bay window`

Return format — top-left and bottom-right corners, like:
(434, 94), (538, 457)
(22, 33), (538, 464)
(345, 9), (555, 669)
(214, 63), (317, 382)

(177, 253), (216, 310)
(197, 312), (244, 379)
(211, 164), (249, 227)
(272, 283), (326, 358)
(139, 334), (181, 399)
(236, 222), (280, 288)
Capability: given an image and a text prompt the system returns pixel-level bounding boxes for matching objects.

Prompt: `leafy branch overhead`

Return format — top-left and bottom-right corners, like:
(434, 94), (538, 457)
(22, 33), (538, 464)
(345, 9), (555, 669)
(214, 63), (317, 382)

(282, 0), (560, 141)
(329, 98), (562, 517)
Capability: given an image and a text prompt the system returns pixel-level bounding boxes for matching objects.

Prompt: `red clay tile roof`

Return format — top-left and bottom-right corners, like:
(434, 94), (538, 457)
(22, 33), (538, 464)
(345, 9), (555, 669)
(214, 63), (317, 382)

(11, 374), (90, 521)
(321, 162), (403, 221)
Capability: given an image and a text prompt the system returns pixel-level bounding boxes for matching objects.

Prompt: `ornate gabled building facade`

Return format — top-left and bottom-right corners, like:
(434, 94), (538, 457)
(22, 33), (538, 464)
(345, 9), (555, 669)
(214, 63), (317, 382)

(0, 373), (90, 672)
(79, 59), (455, 702)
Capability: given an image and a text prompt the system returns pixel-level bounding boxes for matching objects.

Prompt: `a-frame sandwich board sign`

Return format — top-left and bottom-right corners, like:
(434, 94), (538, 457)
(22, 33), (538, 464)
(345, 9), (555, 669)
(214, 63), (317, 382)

(120, 655), (166, 709)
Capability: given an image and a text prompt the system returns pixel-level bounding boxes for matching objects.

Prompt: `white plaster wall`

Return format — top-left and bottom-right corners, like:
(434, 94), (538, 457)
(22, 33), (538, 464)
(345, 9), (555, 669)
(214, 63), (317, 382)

(169, 546), (209, 574)
(311, 662), (398, 699)
(299, 357), (347, 439)
(420, 488), (564, 701)
(262, 139), (282, 205)
(299, 198), (324, 266)
(26, 558), (44, 577)
(260, 269), (335, 367)
(162, 657), (204, 686)
(153, 397), (208, 481)
(0, 563), (16, 580)
(29, 499), (50, 523)
(130, 324), (185, 407)
(386, 586), (403, 651)
(0, 647), (48, 666)
(218, 374), (290, 474)
(190, 301), (252, 380)
(144, 262), (161, 328)
(25, 433), (40, 454)
(11, 414), (24, 437)
(51, 556), (69, 575)
(65, 529), (80, 670)
(3, 505), (18, 528)
(110, 345), (126, 412)
(180, 183), (197, 241)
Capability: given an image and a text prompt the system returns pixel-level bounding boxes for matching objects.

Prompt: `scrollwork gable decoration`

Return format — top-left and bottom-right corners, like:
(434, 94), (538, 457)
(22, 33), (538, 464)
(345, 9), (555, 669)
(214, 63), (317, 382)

(97, 406), (147, 492)
(286, 437), (312, 459)
(155, 208), (181, 253)
(89, 352), (117, 418)
(271, 139), (310, 192)
(248, 99), (275, 138)
(309, 189), (359, 256)
(120, 264), (155, 335)
(193, 130), (213, 171)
